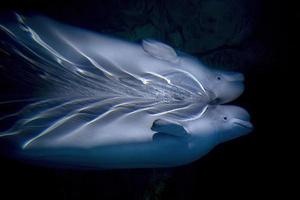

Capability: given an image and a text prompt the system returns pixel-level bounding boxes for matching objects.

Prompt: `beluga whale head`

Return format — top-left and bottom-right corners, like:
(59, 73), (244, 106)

(177, 54), (245, 104)
(205, 70), (245, 104)
(185, 105), (253, 145)
(192, 67), (245, 105)
(152, 104), (253, 166)
(210, 105), (253, 143)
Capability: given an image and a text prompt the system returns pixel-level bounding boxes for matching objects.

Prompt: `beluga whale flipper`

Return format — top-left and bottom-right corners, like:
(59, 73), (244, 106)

(0, 13), (253, 169)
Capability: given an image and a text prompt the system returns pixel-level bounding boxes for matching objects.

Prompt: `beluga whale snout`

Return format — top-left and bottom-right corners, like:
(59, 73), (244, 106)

(221, 71), (245, 82)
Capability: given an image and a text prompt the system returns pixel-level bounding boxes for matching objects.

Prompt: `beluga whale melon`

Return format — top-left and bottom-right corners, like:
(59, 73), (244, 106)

(0, 13), (253, 169)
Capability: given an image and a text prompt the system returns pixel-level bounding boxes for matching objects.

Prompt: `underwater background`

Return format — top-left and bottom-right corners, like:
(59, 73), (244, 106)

(0, 0), (289, 199)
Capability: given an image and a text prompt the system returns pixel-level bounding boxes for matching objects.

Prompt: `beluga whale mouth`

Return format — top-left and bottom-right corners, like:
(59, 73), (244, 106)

(232, 119), (253, 130)
(222, 71), (245, 82)
(0, 13), (253, 169)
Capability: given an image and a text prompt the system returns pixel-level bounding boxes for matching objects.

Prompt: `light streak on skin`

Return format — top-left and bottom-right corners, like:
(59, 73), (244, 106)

(146, 72), (171, 84)
(181, 105), (208, 122)
(21, 26), (77, 67)
(22, 114), (75, 148)
(0, 98), (65, 121)
(57, 34), (114, 77)
(175, 69), (207, 96)
(150, 104), (208, 120)
(19, 97), (102, 125)
(0, 24), (76, 75)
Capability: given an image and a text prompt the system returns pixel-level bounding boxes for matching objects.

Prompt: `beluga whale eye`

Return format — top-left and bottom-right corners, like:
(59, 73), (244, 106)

(217, 76), (221, 80)
(223, 116), (228, 121)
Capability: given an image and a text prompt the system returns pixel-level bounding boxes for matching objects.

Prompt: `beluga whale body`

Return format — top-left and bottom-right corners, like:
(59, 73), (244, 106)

(0, 14), (252, 169)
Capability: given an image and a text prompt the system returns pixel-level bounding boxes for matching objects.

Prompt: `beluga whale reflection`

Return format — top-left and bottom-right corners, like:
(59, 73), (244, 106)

(0, 13), (253, 169)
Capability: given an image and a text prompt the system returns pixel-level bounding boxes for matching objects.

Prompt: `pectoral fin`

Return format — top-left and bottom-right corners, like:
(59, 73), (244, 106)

(151, 119), (189, 140)
(142, 39), (179, 63)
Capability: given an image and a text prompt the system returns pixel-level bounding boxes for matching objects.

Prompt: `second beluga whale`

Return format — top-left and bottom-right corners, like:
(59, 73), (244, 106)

(0, 14), (252, 168)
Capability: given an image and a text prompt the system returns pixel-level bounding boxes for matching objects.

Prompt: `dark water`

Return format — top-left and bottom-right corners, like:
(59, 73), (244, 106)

(0, 0), (289, 199)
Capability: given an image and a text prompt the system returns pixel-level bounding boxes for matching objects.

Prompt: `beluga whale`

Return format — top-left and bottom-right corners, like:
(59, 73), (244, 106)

(0, 13), (253, 169)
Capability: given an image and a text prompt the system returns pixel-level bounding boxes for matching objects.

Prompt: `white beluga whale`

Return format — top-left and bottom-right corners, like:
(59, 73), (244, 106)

(0, 14), (252, 169)
(0, 14), (245, 103)
(4, 105), (252, 169)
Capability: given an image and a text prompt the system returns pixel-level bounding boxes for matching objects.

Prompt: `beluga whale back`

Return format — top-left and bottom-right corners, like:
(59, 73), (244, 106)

(0, 13), (253, 169)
